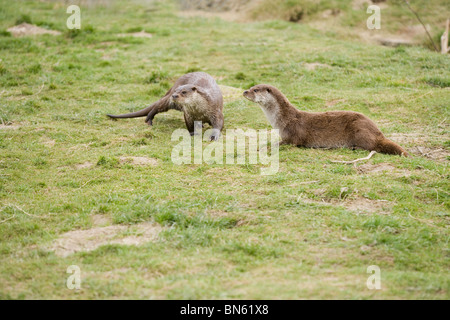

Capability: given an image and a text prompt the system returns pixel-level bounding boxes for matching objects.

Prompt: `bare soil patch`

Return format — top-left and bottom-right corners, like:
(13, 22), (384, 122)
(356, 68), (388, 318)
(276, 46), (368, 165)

(92, 214), (112, 227)
(50, 222), (162, 257)
(409, 146), (449, 162)
(326, 99), (346, 107)
(303, 196), (393, 214)
(40, 137), (55, 148)
(343, 197), (391, 214)
(0, 124), (21, 130)
(304, 62), (331, 71)
(356, 162), (414, 177)
(75, 161), (94, 170)
(119, 156), (159, 166)
(7, 23), (61, 37)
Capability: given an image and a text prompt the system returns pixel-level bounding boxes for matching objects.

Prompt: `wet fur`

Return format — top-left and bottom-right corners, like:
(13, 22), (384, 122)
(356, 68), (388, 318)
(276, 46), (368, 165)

(243, 84), (408, 156)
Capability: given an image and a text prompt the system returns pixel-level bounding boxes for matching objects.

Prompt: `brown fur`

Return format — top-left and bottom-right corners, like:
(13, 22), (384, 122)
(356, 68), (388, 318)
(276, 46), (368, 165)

(243, 84), (408, 156)
(107, 72), (224, 140)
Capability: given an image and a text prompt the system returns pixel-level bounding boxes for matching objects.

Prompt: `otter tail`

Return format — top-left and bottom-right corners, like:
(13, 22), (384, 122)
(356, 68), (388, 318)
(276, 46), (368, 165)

(107, 95), (175, 125)
(375, 138), (409, 157)
(107, 104), (155, 119)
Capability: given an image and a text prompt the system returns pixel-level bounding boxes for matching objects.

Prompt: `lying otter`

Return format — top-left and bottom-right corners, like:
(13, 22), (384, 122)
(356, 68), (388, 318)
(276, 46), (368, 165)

(107, 72), (224, 140)
(243, 84), (408, 156)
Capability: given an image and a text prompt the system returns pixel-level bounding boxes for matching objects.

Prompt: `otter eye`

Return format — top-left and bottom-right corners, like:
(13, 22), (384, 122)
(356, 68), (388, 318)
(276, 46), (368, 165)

(254, 89), (259, 92)
(182, 91), (187, 94)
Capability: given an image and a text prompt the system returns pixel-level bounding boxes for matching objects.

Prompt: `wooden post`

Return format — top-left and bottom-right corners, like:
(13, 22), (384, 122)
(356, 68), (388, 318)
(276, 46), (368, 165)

(441, 19), (450, 54)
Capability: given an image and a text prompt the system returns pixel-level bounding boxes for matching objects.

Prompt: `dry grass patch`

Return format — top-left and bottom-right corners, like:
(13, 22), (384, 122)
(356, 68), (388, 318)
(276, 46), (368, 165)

(7, 23), (61, 37)
(75, 161), (94, 170)
(49, 222), (163, 257)
(119, 156), (159, 166)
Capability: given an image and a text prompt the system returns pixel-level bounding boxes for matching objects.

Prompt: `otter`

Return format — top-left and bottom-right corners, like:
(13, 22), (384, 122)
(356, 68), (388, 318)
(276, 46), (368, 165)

(243, 84), (408, 156)
(107, 72), (224, 140)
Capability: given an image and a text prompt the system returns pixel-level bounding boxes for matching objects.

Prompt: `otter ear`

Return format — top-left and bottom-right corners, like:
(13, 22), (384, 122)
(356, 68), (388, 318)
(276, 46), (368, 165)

(267, 88), (271, 93)
(192, 86), (197, 91)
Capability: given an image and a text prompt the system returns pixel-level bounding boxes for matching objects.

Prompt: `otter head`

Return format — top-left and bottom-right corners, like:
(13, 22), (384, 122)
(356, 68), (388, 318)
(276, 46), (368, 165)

(172, 85), (204, 106)
(243, 84), (282, 128)
(243, 85), (275, 104)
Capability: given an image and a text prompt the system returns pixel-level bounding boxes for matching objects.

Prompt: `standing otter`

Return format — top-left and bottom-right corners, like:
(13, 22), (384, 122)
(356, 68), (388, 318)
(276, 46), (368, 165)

(107, 72), (224, 140)
(243, 84), (408, 156)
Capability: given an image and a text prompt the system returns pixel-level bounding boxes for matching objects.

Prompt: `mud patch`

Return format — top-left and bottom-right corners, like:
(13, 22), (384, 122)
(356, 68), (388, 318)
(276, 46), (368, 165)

(219, 85), (243, 103)
(119, 156), (159, 166)
(50, 222), (162, 257)
(7, 23), (61, 37)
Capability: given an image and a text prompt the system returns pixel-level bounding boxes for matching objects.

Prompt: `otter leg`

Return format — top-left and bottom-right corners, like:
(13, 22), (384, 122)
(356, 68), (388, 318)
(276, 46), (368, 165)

(145, 107), (158, 126)
(183, 113), (195, 136)
(145, 96), (176, 126)
(209, 115), (224, 141)
(350, 126), (379, 152)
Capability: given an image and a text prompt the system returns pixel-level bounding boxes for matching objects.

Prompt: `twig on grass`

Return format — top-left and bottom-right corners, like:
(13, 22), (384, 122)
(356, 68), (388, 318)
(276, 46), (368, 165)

(0, 214), (15, 224)
(331, 151), (377, 164)
(0, 204), (47, 221)
(14, 83), (45, 101)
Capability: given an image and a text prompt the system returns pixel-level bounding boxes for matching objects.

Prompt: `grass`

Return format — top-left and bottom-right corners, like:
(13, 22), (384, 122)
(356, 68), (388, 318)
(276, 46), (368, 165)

(0, 0), (449, 299)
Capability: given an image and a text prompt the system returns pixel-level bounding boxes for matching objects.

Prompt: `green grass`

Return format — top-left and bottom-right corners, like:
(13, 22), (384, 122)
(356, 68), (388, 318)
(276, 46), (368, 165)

(0, 0), (449, 299)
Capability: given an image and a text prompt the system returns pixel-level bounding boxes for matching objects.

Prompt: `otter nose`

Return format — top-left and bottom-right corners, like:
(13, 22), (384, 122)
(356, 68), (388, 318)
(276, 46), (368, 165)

(243, 90), (248, 95)
(172, 94), (179, 99)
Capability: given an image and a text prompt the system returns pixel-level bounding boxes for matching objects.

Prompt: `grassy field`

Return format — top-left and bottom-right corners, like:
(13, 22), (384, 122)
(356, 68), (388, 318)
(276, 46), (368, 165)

(0, 0), (449, 299)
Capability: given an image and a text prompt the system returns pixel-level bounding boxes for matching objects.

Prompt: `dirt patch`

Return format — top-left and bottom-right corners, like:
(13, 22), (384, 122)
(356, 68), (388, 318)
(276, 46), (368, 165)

(119, 156), (159, 166)
(304, 62), (331, 71)
(409, 146), (449, 162)
(117, 31), (153, 38)
(0, 124), (20, 130)
(75, 161), (94, 170)
(50, 222), (162, 257)
(373, 36), (415, 47)
(325, 99), (345, 107)
(7, 23), (61, 37)
(352, 0), (387, 10)
(321, 9), (341, 19)
(177, 0), (257, 22)
(343, 198), (391, 214)
(356, 163), (413, 177)
(219, 85), (244, 103)
(40, 137), (55, 148)
(180, 0), (248, 12)
(92, 214), (112, 227)
(357, 163), (396, 174)
(385, 132), (424, 146)
(302, 196), (392, 214)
